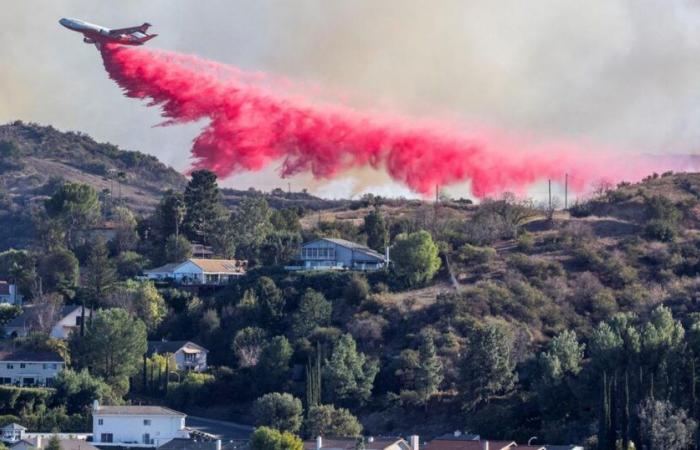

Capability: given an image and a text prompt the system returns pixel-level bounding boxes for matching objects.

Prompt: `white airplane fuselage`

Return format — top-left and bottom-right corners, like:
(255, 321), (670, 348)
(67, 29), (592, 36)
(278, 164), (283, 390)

(59, 17), (156, 46)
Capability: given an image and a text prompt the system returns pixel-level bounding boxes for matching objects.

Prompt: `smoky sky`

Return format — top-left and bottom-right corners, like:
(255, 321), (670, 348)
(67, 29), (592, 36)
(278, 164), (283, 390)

(3, 1), (700, 197)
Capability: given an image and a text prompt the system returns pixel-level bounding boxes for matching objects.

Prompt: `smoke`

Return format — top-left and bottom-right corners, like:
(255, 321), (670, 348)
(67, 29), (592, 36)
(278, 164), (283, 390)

(98, 43), (688, 197)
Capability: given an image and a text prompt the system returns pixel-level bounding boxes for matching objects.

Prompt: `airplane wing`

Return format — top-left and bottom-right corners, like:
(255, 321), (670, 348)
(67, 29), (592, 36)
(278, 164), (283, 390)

(109, 23), (151, 36)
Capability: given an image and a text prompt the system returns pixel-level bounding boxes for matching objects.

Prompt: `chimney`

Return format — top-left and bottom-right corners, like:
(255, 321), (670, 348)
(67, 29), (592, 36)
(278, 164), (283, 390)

(316, 436), (323, 450)
(216, 440), (222, 450)
(409, 435), (420, 450)
(92, 400), (99, 411)
(36, 436), (42, 449)
(481, 441), (489, 450)
(368, 437), (374, 443)
(453, 431), (461, 437)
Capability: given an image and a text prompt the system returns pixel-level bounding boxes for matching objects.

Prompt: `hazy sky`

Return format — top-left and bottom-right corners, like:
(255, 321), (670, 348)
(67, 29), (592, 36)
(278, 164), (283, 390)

(3, 1), (700, 198)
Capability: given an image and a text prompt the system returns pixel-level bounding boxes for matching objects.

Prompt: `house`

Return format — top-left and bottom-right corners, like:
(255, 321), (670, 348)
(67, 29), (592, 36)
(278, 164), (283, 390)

(158, 438), (247, 450)
(0, 349), (65, 387)
(304, 436), (417, 450)
(424, 435), (527, 450)
(144, 259), (247, 285)
(92, 402), (189, 447)
(0, 282), (23, 306)
(1, 423), (27, 443)
(288, 238), (387, 271)
(146, 341), (208, 372)
(7, 437), (96, 450)
(5, 305), (91, 339)
(543, 447), (583, 450)
(8, 439), (36, 450)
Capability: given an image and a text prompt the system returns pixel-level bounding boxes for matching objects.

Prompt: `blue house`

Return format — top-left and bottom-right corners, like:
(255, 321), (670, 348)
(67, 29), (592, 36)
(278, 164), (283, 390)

(289, 238), (387, 271)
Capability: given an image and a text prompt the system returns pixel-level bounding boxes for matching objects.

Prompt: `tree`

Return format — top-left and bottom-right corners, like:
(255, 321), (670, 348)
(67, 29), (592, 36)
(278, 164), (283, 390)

(53, 368), (117, 414)
(539, 330), (585, 380)
(252, 392), (304, 433)
(459, 323), (517, 411)
(343, 274), (370, 306)
(233, 327), (268, 368)
(325, 334), (379, 406)
(115, 251), (150, 278)
(46, 435), (61, 450)
(157, 190), (186, 241)
(44, 182), (101, 248)
(38, 248), (79, 298)
(69, 308), (147, 395)
(363, 208), (388, 252)
(0, 249), (37, 298)
(182, 170), (226, 244)
(106, 280), (166, 331)
(292, 289), (332, 338)
(110, 206), (139, 253)
(637, 398), (697, 450)
(255, 277), (286, 330)
(414, 332), (443, 407)
(305, 404), (363, 438)
(84, 237), (117, 306)
(257, 336), (293, 393)
(391, 230), (441, 287)
(250, 427), (303, 450)
(164, 234), (192, 263)
(231, 196), (273, 263)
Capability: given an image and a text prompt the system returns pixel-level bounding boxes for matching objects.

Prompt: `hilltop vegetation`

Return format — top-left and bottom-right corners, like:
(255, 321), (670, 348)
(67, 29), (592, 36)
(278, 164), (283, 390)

(6, 123), (700, 447)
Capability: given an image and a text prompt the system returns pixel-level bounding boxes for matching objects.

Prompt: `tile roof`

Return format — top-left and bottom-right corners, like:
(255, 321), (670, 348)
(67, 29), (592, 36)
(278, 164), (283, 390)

(55, 439), (100, 450)
(189, 259), (246, 273)
(147, 340), (207, 356)
(424, 440), (517, 450)
(303, 437), (408, 450)
(95, 405), (186, 416)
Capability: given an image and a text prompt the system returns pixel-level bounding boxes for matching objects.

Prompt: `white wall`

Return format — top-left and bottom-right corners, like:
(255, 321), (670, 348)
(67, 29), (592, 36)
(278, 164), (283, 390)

(174, 345), (208, 372)
(172, 261), (203, 283)
(93, 414), (188, 446)
(50, 308), (84, 339)
(0, 361), (64, 386)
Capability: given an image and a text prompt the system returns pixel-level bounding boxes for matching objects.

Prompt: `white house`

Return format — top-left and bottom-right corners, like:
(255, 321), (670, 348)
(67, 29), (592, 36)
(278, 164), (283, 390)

(288, 238), (387, 271)
(1, 423), (27, 443)
(0, 282), (22, 306)
(92, 402), (189, 447)
(5, 305), (91, 340)
(146, 341), (208, 372)
(144, 259), (246, 285)
(305, 436), (416, 450)
(0, 349), (65, 387)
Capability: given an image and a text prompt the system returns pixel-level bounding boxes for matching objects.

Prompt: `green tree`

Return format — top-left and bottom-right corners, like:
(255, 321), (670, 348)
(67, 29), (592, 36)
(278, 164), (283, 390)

(256, 277), (286, 330)
(69, 308), (147, 395)
(110, 206), (139, 253)
(391, 230), (441, 287)
(363, 208), (388, 252)
(115, 251), (150, 278)
(157, 190), (186, 241)
(0, 249), (37, 298)
(257, 336), (293, 393)
(250, 427), (303, 450)
(84, 237), (117, 306)
(44, 182), (101, 248)
(164, 234), (193, 263)
(539, 330), (585, 380)
(38, 248), (79, 298)
(231, 196), (273, 263)
(52, 368), (117, 415)
(252, 392), (304, 433)
(107, 280), (166, 331)
(182, 170), (226, 244)
(343, 274), (370, 306)
(46, 435), (61, 450)
(459, 323), (517, 411)
(305, 404), (363, 438)
(325, 334), (379, 406)
(414, 332), (443, 407)
(292, 289), (332, 338)
(233, 327), (268, 368)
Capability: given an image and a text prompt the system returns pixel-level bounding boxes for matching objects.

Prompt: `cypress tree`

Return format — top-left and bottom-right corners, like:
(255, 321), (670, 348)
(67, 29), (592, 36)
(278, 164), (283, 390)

(599, 371), (609, 450)
(608, 373), (617, 450)
(622, 369), (630, 450)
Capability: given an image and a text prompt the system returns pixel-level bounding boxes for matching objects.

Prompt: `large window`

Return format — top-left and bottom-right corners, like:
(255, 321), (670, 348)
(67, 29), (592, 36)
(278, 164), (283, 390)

(143, 419), (151, 426)
(101, 433), (113, 443)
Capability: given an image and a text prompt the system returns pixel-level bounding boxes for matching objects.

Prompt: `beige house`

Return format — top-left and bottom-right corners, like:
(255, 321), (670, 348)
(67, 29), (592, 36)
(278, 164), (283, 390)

(147, 341), (208, 372)
(145, 259), (247, 285)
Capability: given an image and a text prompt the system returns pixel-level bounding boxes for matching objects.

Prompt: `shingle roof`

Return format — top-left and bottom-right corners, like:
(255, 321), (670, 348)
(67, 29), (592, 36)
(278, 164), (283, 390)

(159, 439), (244, 450)
(0, 348), (64, 362)
(303, 437), (408, 450)
(144, 262), (181, 274)
(424, 440), (517, 450)
(95, 405), (185, 416)
(55, 439), (100, 450)
(189, 259), (246, 273)
(147, 340), (207, 356)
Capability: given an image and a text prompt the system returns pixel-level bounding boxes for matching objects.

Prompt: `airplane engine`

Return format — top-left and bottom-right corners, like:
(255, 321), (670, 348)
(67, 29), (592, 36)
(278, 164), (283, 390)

(83, 37), (95, 44)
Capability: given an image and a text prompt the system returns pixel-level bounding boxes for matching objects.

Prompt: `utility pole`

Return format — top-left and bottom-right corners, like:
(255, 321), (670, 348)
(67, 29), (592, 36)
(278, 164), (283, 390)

(433, 184), (439, 235)
(288, 182), (291, 195)
(548, 179), (552, 211)
(564, 173), (569, 210)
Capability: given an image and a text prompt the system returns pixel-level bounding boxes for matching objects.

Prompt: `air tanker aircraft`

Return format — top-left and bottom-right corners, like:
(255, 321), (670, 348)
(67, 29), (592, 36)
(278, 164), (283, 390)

(59, 18), (157, 46)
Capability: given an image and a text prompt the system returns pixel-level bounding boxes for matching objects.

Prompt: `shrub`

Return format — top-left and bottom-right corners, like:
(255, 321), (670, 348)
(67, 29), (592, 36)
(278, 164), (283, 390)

(304, 404), (363, 438)
(252, 392), (303, 433)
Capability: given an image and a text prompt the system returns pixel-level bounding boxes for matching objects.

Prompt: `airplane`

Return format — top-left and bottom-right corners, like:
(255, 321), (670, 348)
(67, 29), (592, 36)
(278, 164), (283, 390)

(59, 17), (157, 46)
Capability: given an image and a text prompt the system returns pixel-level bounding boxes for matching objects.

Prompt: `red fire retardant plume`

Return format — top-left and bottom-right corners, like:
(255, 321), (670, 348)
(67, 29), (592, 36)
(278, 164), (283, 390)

(99, 44), (667, 197)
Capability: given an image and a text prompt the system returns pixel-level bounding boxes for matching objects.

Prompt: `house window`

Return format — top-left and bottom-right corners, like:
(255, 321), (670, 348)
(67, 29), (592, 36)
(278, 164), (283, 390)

(143, 433), (151, 444)
(46, 377), (54, 387)
(184, 353), (196, 362)
(19, 364), (25, 369)
(52, 364), (58, 370)
(100, 433), (113, 443)
(6, 364), (13, 370)
(1, 378), (10, 384)
(75, 316), (83, 326)
(98, 419), (103, 426)
(43, 364), (47, 370)
(143, 419), (151, 426)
